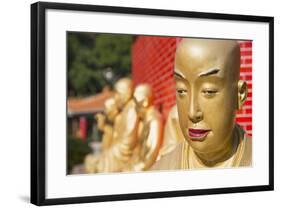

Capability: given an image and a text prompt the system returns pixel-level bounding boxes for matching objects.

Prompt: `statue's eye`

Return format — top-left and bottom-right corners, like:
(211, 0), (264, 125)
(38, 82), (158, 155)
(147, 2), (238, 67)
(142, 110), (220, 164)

(176, 89), (188, 96)
(202, 89), (218, 98)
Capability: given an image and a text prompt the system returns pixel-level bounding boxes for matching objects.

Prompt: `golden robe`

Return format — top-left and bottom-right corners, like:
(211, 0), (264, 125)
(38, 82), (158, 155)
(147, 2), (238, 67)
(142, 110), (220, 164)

(129, 107), (163, 171)
(97, 100), (139, 172)
(151, 124), (252, 170)
(157, 105), (185, 160)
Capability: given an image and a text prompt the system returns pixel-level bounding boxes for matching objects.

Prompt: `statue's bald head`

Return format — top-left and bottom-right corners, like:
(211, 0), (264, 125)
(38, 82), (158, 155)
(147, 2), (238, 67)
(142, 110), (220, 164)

(175, 38), (241, 83)
(114, 78), (134, 109)
(115, 78), (133, 94)
(134, 84), (153, 106)
(133, 84), (153, 117)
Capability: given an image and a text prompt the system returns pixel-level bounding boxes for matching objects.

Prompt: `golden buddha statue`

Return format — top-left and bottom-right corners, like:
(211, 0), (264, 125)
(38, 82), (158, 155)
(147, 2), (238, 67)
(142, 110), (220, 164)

(157, 104), (185, 160)
(84, 97), (119, 173)
(125, 84), (163, 171)
(151, 38), (252, 170)
(96, 78), (139, 173)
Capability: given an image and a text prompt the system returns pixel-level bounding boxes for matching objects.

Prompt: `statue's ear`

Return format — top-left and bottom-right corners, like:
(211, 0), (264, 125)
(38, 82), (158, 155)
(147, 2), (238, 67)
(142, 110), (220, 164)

(237, 80), (248, 109)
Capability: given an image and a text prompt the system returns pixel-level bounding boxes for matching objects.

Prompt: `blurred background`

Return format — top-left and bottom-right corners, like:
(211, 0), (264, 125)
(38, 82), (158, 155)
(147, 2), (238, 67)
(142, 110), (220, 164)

(67, 32), (133, 173)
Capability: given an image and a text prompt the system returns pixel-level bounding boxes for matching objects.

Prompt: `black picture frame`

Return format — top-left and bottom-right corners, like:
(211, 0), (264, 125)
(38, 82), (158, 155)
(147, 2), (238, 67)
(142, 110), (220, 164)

(31, 1), (274, 206)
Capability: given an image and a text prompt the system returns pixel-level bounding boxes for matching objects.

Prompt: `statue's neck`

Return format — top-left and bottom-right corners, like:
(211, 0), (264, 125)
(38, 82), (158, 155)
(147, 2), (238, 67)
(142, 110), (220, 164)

(139, 106), (154, 120)
(192, 127), (239, 167)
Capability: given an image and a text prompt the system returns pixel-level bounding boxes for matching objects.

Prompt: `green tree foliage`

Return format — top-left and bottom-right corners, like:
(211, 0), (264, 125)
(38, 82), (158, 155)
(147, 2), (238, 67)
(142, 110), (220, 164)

(67, 136), (92, 173)
(67, 32), (133, 97)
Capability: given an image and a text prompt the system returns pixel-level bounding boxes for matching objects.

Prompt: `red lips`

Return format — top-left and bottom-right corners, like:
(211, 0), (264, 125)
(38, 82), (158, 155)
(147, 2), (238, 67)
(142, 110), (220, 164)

(188, 128), (210, 141)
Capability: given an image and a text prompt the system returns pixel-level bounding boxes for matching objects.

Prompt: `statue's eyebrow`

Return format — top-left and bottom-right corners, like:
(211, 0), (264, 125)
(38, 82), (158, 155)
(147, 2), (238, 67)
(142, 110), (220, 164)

(174, 71), (186, 79)
(199, 68), (220, 77)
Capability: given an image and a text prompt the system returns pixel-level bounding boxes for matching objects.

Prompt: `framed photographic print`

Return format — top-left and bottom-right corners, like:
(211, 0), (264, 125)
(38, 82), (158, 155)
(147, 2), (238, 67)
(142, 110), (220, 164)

(31, 1), (274, 206)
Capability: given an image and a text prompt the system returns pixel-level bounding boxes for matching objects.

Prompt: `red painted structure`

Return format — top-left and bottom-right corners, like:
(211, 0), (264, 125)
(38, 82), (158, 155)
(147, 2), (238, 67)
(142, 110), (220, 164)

(132, 36), (252, 136)
(79, 117), (87, 140)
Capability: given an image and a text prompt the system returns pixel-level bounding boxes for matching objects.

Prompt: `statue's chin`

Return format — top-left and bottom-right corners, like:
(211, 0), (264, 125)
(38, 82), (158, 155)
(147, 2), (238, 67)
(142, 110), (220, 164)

(185, 133), (215, 155)
(187, 139), (208, 153)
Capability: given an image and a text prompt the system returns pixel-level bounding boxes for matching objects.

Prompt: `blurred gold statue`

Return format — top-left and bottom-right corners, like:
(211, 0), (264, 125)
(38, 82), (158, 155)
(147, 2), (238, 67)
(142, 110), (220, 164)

(97, 78), (139, 172)
(157, 105), (185, 160)
(100, 97), (120, 150)
(152, 38), (251, 170)
(84, 97), (119, 173)
(126, 84), (163, 171)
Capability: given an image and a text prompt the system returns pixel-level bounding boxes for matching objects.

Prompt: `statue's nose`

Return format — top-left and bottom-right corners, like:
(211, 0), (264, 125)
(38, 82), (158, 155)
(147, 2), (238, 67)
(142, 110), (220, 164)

(188, 94), (203, 123)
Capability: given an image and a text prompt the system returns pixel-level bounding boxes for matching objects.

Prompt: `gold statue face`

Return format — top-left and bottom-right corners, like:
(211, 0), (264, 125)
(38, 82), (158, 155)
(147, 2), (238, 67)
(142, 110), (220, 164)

(104, 97), (118, 122)
(133, 84), (153, 118)
(174, 38), (247, 155)
(114, 78), (134, 109)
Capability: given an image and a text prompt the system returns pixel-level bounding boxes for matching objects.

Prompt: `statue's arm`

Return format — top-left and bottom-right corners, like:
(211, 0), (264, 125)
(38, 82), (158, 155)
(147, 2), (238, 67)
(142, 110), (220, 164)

(118, 107), (139, 151)
(134, 118), (163, 171)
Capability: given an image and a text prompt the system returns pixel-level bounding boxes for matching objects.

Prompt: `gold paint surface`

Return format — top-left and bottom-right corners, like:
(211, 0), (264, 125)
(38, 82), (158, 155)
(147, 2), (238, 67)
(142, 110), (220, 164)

(128, 84), (164, 171)
(96, 78), (139, 173)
